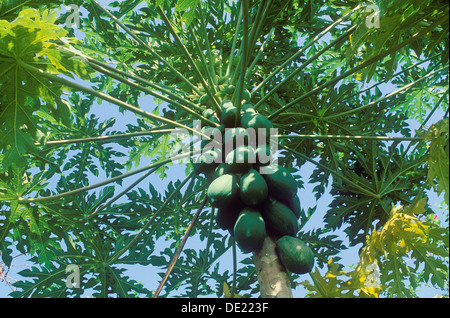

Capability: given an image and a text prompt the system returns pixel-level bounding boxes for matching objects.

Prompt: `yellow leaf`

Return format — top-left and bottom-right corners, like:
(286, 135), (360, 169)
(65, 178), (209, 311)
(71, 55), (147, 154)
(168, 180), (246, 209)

(223, 282), (231, 298)
(223, 282), (243, 298)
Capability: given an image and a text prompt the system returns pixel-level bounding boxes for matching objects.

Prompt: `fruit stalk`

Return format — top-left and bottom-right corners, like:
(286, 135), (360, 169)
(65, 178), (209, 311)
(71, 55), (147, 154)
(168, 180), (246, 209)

(253, 236), (293, 298)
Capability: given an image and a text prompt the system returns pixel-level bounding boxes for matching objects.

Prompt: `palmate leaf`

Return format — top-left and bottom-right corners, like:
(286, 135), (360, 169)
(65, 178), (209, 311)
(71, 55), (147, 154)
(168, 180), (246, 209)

(174, 0), (198, 26)
(0, 8), (90, 169)
(423, 118), (449, 203)
(325, 139), (428, 246)
(350, 199), (449, 297)
(0, 0), (65, 21)
(0, 165), (56, 267)
(303, 198), (448, 298)
(152, 231), (232, 298)
(346, 0), (449, 83)
(121, 117), (177, 180)
(10, 263), (67, 298)
(300, 258), (357, 298)
(92, 266), (152, 297)
(297, 228), (346, 269)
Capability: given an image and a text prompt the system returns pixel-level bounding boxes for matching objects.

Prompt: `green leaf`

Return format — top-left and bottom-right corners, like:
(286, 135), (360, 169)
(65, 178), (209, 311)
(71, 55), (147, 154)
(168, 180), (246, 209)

(424, 118), (449, 203)
(0, 8), (90, 169)
(174, 0), (198, 26)
(175, 0), (197, 12)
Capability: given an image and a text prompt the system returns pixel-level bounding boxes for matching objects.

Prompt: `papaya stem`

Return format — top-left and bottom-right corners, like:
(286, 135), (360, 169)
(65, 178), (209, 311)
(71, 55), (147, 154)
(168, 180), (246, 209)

(153, 195), (208, 298)
(251, 4), (361, 99)
(234, 0), (250, 120)
(253, 236), (293, 298)
(35, 127), (182, 147)
(90, 0), (200, 95)
(324, 66), (448, 120)
(276, 134), (424, 142)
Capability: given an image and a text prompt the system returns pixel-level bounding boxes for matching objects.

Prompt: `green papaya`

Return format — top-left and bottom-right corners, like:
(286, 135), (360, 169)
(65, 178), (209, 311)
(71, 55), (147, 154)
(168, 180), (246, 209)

(241, 111), (255, 129)
(276, 236), (314, 274)
(241, 112), (273, 130)
(260, 164), (297, 201)
(261, 197), (298, 237)
(241, 112), (272, 145)
(242, 88), (251, 102)
(242, 103), (255, 113)
(199, 93), (210, 105)
(221, 106), (240, 128)
(240, 169), (268, 206)
(284, 194), (301, 219)
(208, 114), (220, 124)
(221, 100), (234, 111)
(255, 144), (271, 166)
(225, 145), (256, 173)
(215, 200), (244, 232)
(211, 162), (229, 180)
(223, 127), (251, 150)
(193, 148), (222, 176)
(218, 75), (229, 85)
(202, 108), (215, 119)
(207, 174), (240, 208)
(234, 208), (266, 253)
(224, 85), (235, 95)
(200, 126), (223, 151)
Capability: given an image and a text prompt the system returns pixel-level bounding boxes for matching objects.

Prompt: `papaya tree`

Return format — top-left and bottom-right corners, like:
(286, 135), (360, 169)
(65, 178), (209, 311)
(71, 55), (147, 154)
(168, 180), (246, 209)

(0, 0), (448, 298)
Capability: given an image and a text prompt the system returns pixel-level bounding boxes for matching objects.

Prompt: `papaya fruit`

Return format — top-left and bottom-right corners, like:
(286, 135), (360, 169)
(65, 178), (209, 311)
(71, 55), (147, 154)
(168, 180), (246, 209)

(261, 197), (298, 237)
(223, 127), (251, 150)
(224, 85), (235, 95)
(200, 126), (223, 151)
(234, 208), (266, 253)
(202, 108), (215, 119)
(193, 148), (222, 176)
(284, 194), (301, 219)
(242, 88), (251, 102)
(218, 75), (229, 85)
(240, 169), (268, 206)
(199, 93), (210, 106)
(207, 174), (240, 208)
(276, 236), (314, 274)
(215, 199), (244, 232)
(255, 144), (271, 166)
(211, 162), (229, 180)
(242, 103), (256, 113)
(221, 106), (240, 128)
(241, 112), (272, 146)
(225, 145), (256, 173)
(260, 164), (297, 201)
(241, 111), (255, 129)
(208, 114), (220, 125)
(221, 100), (234, 111)
(241, 112), (273, 130)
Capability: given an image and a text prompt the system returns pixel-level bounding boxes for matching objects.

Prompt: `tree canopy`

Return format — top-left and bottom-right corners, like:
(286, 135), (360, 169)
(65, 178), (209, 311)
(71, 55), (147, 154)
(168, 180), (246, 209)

(0, 0), (448, 298)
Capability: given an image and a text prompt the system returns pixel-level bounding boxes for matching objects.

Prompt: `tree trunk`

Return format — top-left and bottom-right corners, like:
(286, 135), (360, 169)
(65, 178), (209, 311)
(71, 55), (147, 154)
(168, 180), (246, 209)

(253, 236), (293, 298)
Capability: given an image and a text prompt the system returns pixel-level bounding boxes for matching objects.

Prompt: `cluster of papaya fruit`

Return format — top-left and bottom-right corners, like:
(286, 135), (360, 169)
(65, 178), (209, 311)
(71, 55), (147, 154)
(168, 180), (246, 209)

(193, 98), (314, 275)
(195, 74), (251, 106)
